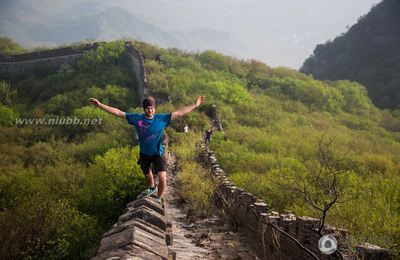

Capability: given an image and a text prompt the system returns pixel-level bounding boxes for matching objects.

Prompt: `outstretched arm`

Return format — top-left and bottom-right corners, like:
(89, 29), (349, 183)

(171, 96), (204, 120)
(89, 98), (126, 118)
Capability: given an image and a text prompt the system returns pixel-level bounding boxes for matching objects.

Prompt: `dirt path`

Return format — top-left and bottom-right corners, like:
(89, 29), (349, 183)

(163, 154), (262, 260)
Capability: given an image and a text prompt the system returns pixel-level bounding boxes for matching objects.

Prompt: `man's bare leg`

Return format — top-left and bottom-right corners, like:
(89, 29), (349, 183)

(145, 169), (155, 188)
(157, 171), (167, 197)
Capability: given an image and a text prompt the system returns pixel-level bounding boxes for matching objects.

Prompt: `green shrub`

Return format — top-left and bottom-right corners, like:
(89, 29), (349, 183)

(332, 80), (374, 115)
(64, 132), (120, 163)
(0, 81), (17, 105)
(0, 105), (19, 126)
(78, 147), (145, 224)
(77, 41), (126, 73)
(0, 195), (100, 260)
(176, 161), (216, 216)
(0, 37), (25, 54)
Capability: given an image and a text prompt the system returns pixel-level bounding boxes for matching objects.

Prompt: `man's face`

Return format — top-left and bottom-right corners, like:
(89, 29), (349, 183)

(144, 106), (155, 118)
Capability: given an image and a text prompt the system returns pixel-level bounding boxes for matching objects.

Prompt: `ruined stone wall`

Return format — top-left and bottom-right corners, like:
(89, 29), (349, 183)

(92, 194), (175, 260)
(0, 42), (147, 103)
(201, 144), (391, 260)
(0, 44), (97, 77)
(124, 43), (148, 104)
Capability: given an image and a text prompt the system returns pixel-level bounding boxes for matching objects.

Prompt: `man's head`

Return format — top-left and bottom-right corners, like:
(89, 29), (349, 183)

(143, 96), (156, 118)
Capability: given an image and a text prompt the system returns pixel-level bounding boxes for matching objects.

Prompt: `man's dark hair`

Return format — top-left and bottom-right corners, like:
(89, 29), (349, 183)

(143, 96), (156, 109)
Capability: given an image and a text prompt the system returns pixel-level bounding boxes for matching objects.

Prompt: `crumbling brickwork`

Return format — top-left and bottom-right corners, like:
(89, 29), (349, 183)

(0, 42), (147, 104)
(92, 195), (175, 260)
(201, 144), (391, 260)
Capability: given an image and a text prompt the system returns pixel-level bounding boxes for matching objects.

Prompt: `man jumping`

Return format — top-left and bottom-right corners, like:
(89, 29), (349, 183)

(89, 96), (204, 202)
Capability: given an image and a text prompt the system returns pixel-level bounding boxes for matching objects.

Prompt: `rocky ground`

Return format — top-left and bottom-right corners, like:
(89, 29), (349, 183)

(163, 154), (263, 260)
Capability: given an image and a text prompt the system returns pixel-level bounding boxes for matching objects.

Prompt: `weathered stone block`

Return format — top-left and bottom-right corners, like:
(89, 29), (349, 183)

(118, 205), (168, 231)
(93, 248), (161, 260)
(356, 243), (391, 260)
(254, 202), (268, 213)
(239, 192), (257, 205)
(103, 219), (165, 240)
(96, 225), (168, 259)
(126, 197), (165, 215)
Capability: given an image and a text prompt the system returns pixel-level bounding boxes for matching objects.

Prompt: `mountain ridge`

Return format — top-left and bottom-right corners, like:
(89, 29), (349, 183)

(0, 0), (380, 68)
(300, 0), (400, 109)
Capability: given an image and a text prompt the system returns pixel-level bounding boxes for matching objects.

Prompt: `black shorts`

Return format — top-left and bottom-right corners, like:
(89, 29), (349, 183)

(137, 153), (167, 175)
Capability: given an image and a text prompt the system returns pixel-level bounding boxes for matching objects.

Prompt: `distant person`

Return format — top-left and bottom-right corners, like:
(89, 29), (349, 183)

(184, 124), (189, 133)
(89, 96), (205, 202)
(204, 126), (214, 144)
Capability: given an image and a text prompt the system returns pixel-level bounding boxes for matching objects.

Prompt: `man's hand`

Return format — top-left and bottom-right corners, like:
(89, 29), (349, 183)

(89, 98), (101, 107)
(195, 96), (205, 107)
(88, 98), (126, 118)
(171, 96), (205, 120)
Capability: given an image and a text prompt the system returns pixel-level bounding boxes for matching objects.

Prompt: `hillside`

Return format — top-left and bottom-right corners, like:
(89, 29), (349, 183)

(0, 40), (399, 258)
(301, 0), (400, 110)
(129, 41), (400, 254)
(0, 0), (379, 68)
(0, 2), (240, 59)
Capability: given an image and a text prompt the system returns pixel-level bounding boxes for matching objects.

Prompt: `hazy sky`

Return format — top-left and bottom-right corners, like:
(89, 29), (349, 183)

(0, 0), (383, 69)
(105, 0), (384, 68)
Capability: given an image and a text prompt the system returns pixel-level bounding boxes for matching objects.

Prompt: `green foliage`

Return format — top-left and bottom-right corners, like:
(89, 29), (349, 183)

(229, 171), (297, 211)
(176, 161), (216, 216)
(164, 53), (202, 72)
(171, 42), (400, 251)
(170, 131), (217, 216)
(144, 60), (164, 74)
(2, 38), (400, 257)
(0, 81), (17, 105)
(31, 61), (59, 78)
(46, 93), (71, 114)
(46, 84), (132, 116)
(64, 132), (120, 163)
(300, 0), (400, 110)
(23, 141), (60, 168)
(328, 171), (400, 253)
(0, 167), (37, 210)
(195, 50), (249, 78)
(207, 81), (251, 104)
(169, 131), (200, 161)
(0, 195), (100, 260)
(0, 40), (143, 259)
(77, 41), (126, 72)
(78, 147), (145, 224)
(86, 85), (131, 110)
(147, 71), (169, 99)
(39, 160), (88, 202)
(0, 105), (19, 126)
(254, 76), (345, 112)
(0, 37), (25, 54)
(331, 80), (374, 115)
(131, 40), (167, 60)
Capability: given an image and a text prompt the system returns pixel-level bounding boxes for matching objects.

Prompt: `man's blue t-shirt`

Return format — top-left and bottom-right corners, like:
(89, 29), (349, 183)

(125, 113), (172, 156)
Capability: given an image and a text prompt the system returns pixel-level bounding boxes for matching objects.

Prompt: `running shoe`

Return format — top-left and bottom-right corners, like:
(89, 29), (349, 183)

(144, 186), (158, 196)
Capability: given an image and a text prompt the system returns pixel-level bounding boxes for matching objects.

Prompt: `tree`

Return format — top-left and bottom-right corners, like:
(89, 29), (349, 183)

(277, 137), (353, 235)
(0, 81), (17, 105)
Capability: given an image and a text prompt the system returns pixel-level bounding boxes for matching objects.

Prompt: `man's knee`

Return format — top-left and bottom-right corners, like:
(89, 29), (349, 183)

(158, 171), (167, 183)
(144, 168), (153, 176)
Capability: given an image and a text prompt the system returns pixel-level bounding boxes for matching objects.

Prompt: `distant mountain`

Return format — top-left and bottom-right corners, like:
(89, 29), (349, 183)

(0, 0), (380, 68)
(32, 7), (179, 46)
(300, 0), (400, 110)
(1, 6), (179, 47)
(0, 4), (240, 57)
